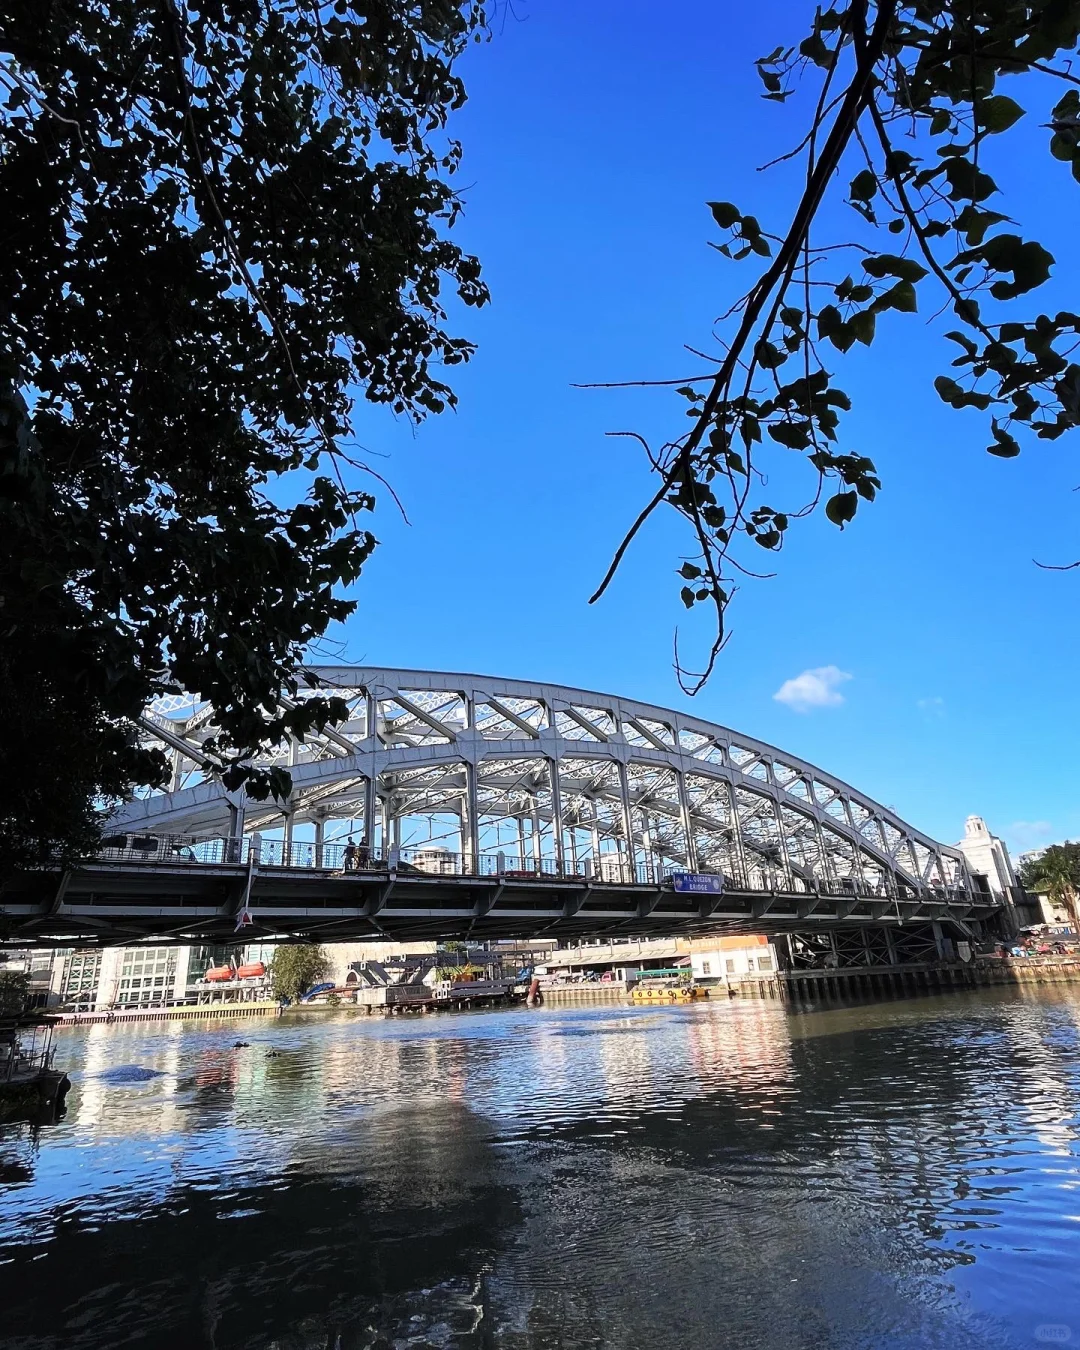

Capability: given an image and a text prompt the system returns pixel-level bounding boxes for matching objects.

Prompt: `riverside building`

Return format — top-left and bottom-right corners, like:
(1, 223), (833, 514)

(35, 945), (231, 1012)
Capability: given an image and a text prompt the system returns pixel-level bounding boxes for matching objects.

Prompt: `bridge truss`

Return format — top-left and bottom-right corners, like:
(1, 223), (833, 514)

(3, 669), (996, 947)
(124, 667), (972, 897)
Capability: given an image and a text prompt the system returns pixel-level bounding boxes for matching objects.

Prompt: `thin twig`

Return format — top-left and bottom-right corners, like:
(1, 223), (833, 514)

(756, 89), (848, 170)
(573, 374), (719, 389)
(0, 61), (86, 147)
(593, 0), (896, 616)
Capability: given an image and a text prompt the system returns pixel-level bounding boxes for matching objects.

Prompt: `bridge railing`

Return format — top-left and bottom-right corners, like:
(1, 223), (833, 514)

(91, 832), (978, 905)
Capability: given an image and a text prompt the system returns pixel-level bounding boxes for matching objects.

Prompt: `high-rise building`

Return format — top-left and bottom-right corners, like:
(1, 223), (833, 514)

(39, 944), (231, 1010)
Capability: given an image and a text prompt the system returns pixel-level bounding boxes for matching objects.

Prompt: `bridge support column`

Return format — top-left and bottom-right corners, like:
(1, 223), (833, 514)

(729, 784), (751, 888)
(363, 770), (377, 854)
(283, 809), (295, 861)
(549, 756), (565, 876)
(463, 759), (479, 875)
(381, 795), (392, 859)
(530, 796), (542, 869)
(677, 771), (698, 873)
(616, 760), (635, 884)
(227, 798), (246, 864)
(314, 818), (325, 868)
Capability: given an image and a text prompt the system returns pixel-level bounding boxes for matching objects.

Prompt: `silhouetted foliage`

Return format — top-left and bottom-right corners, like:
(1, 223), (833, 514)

(0, 0), (488, 872)
(0, 970), (30, 1016)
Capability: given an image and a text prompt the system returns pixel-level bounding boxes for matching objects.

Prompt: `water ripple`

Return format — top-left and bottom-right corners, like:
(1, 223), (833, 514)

(0, 989), (1078, 1347)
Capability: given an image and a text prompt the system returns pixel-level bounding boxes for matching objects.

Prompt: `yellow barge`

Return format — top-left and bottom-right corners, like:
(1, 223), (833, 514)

(630, 981), (709, 1004)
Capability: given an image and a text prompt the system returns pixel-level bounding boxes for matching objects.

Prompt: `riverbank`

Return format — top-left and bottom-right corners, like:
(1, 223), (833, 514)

(977, 952), (1080, 984)
(53, 986), (523, 1026)
(54, 1001), (281, 1026)
(49, 954), (1080, 1029)
(541, 953), (1080, 1007)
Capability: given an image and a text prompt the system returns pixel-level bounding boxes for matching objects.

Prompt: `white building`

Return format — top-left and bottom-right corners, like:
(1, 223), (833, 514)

(38, 944), (228, 1011)
(542, 935), (777, 984)
(410, 847), (459, 875)
(955, 815), (1018, 898)
(690, 936), (777, 983)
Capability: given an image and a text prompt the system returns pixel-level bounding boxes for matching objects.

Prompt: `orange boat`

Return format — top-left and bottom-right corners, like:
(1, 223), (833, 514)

(236, 963), (265, 979)
(205, 966), (235, 982)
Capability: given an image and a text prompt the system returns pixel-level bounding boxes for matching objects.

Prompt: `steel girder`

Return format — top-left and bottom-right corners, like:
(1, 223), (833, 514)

(111, 666), (973, 901)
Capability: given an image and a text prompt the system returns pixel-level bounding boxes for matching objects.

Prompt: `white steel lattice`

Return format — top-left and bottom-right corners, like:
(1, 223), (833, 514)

(117, 666), (971, 899)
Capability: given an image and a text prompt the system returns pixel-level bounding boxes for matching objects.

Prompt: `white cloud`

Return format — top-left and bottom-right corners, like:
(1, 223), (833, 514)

(1004, 820), (1054, 852)
(773, 665), (852, 713)
(917, 696), (946, 718)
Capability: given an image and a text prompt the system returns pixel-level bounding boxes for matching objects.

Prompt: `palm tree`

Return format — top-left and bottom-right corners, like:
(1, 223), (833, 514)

(1021, 844), (1080, 934)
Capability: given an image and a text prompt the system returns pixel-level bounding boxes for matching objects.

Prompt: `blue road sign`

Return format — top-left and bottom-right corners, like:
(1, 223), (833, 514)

(671, 872), (725, 895)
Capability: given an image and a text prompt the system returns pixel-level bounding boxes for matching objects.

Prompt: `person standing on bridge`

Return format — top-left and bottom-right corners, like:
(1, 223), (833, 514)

(343, 838), (357, 872)
(357, 837), (370, 868)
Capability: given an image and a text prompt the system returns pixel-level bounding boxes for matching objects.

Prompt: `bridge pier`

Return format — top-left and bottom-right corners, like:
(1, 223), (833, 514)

(780, 959), (978, 1005)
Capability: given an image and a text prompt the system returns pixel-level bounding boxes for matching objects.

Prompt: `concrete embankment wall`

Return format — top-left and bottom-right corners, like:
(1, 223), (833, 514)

(976, 955), (1080, 985)
(55, 1001), (281, 1026)
(541, 983), (630, 1005)
(544, 958), (1080, 1008)
(542, 969), (973, 1005)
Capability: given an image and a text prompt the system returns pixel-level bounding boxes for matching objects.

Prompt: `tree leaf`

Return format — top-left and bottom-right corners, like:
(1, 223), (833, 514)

(848, 310), (876, 345)
(934, 376), (992, 409)
(978, 235), (1054, 300)
(954, 204), (1009, 245)
(987, 419), (1020, 457)
(943, 157), (998, 202)
(878, 279), (918, 312)
(708, 201), (742, 229)
(825, 491), (858, 528)
(976, 95), (1024, 134)
(754, 339), (786, 369)
(862, 254), (928, 283)
(768, 421), (812, 449)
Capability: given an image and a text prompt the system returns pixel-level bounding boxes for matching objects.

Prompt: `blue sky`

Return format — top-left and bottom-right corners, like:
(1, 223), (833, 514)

(327, 0), (1079, 855)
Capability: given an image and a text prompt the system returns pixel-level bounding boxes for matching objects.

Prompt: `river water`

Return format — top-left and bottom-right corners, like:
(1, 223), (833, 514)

(2, 988), (1080, 1349)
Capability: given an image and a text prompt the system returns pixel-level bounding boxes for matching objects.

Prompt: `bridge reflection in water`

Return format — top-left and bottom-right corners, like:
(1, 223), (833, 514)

(4, 668), (1001, 946)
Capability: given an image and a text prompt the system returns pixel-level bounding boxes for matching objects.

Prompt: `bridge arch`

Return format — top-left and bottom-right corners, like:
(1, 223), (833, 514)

(114, 667), (971, 901)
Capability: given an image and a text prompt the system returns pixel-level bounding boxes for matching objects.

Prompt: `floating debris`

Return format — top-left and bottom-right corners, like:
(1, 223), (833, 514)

(97, 1066), (164, 1084)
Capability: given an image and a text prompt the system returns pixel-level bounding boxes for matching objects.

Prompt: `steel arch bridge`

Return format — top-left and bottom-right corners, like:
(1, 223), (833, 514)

(130, 664), (970, 896)
(5, 668), (997, 947)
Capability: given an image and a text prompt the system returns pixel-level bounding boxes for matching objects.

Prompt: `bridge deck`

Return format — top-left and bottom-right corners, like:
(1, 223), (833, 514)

(2, 858), (1001, 948)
